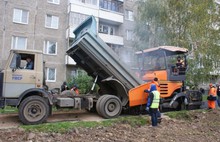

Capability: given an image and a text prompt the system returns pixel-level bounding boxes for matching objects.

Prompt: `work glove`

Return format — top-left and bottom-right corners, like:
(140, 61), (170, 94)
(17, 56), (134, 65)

(145, 107), (149, 112)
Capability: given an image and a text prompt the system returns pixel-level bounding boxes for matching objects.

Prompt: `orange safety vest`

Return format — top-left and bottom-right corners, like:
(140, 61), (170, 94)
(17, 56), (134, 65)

(208, 87), (217, 109)
(71, 88), (79, 95)
(75, 89), (79, 95)
(208, 87), (217, 97)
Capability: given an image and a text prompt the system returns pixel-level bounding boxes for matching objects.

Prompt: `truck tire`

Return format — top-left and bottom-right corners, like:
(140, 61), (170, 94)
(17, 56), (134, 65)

(18, 96), (49, 125)
(98, 95), (122, 119)
(96, 95), (108, 115)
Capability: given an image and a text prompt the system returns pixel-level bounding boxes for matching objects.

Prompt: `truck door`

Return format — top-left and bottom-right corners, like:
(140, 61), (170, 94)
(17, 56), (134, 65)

(3, 53), (36, 98)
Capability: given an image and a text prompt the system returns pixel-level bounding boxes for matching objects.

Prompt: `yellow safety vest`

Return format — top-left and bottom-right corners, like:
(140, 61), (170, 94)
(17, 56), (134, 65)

(150, 91), (160, 109)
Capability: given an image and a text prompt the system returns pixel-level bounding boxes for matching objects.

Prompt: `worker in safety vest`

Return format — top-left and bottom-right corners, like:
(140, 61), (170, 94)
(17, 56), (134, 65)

(207, 83), (217, 109)
(144, 77), (161, 123)
(145, 84), (160, 127)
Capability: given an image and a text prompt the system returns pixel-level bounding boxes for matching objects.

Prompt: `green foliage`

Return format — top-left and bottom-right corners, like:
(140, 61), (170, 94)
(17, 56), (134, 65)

(165, 109), (206, 121)
(0, 106), (17, 114)
(67, 71), (97, 94)
(165, 110), (192, 120)
(135, 0), (220, 87)
(21, 116), (148, 133)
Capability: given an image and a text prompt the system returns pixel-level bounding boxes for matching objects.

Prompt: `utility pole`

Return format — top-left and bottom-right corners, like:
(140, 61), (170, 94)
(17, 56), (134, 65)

(33, 0), (38, 50)
(2, 0), (8, 62)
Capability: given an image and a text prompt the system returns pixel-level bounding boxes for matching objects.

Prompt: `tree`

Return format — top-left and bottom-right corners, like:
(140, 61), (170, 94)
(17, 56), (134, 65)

(67, 71), (97, 94)
(135, 0), (220, 87)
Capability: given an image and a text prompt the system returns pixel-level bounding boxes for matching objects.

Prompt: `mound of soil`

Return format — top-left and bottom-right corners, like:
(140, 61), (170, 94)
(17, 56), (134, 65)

(0, 109), (220, 142)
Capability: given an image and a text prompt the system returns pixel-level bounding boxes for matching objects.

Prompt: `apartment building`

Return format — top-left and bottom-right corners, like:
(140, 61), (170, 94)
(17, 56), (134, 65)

(0, 0), (68, 89)
(0, 0), (137, 89)
(66, 0), (137, 74)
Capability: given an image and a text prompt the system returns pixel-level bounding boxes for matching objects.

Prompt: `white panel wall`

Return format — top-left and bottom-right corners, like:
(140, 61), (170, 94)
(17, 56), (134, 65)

(99, 10), (123, 24)
(99, 33), (123, 45)
(70, 3), (99, 17)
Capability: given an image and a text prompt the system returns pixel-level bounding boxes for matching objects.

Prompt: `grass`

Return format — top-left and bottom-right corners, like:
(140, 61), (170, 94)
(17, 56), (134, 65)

(165, 109), (205, 121)
(0, 106), (18, 114)
(202, 94), (207, 101)
(21, 115), (148, 133)
(165, 110), (191, 120)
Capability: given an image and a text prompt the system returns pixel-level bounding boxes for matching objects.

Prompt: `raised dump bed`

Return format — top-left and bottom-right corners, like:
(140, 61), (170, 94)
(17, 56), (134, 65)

(67, 16), (143, 108)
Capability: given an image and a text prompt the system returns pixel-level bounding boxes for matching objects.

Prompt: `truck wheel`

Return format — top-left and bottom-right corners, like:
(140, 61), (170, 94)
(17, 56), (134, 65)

(19, 96), (49, 125)
(98, 95), (122, 119)
(96, 95), (108, 115)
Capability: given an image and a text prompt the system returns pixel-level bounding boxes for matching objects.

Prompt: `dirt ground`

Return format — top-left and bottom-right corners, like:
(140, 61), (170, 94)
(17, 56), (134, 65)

(0, 109), (220, 142)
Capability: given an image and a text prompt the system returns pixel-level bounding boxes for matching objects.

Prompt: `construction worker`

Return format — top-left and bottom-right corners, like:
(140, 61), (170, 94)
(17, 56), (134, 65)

(173, 56), (185, 75)
(145, 77), (160, 93)
(145, 84), (160, 127)
(152, 77), (160, 92)
(71, 84), (79, 95)
(144, 77), (161, 123)
(176, 56), (184, 68)
(207, 83), (217, 109)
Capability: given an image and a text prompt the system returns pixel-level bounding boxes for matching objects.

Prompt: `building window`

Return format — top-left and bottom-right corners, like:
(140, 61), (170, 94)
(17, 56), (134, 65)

(48, 0), (60, 4)
(69, 13), (88, 26)
(44, 41), (57, 55)
(12, 36), (27, 50)
(46, 68), (56, 82)
(126, 30), (134, 41)
(77, 0), (97, 5)
(99, 24), (115, 35)
(13, 8), (29, 24)
(100, 0), (122, 13)
(125, 10), (134, 21)
(45, 14), (59, 29)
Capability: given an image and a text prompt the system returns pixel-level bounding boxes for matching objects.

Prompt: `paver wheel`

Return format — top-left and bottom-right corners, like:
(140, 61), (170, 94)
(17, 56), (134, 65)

(98, 95), (122, 119)
(19, 96), (49, 125)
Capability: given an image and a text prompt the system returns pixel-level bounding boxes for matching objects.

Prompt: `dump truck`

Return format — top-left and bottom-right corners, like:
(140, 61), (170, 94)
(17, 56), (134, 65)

(0, 16), (202, 125)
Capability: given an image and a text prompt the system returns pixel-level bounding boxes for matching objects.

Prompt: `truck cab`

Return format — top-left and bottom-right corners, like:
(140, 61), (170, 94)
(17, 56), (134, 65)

(0, 49), (93, 125)
(0, 50), (44, 106)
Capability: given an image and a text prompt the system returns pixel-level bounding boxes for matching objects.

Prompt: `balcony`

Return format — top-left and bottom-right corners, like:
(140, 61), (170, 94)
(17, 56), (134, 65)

(99, 10), (123, 24)
(99, 33), (123, 45)
(68, 1), (99, 17)
(99, 0), (124, 24)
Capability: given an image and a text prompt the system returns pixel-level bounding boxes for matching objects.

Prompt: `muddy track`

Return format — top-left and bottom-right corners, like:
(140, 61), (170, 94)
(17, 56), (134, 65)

(0, 110), (103, 129)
